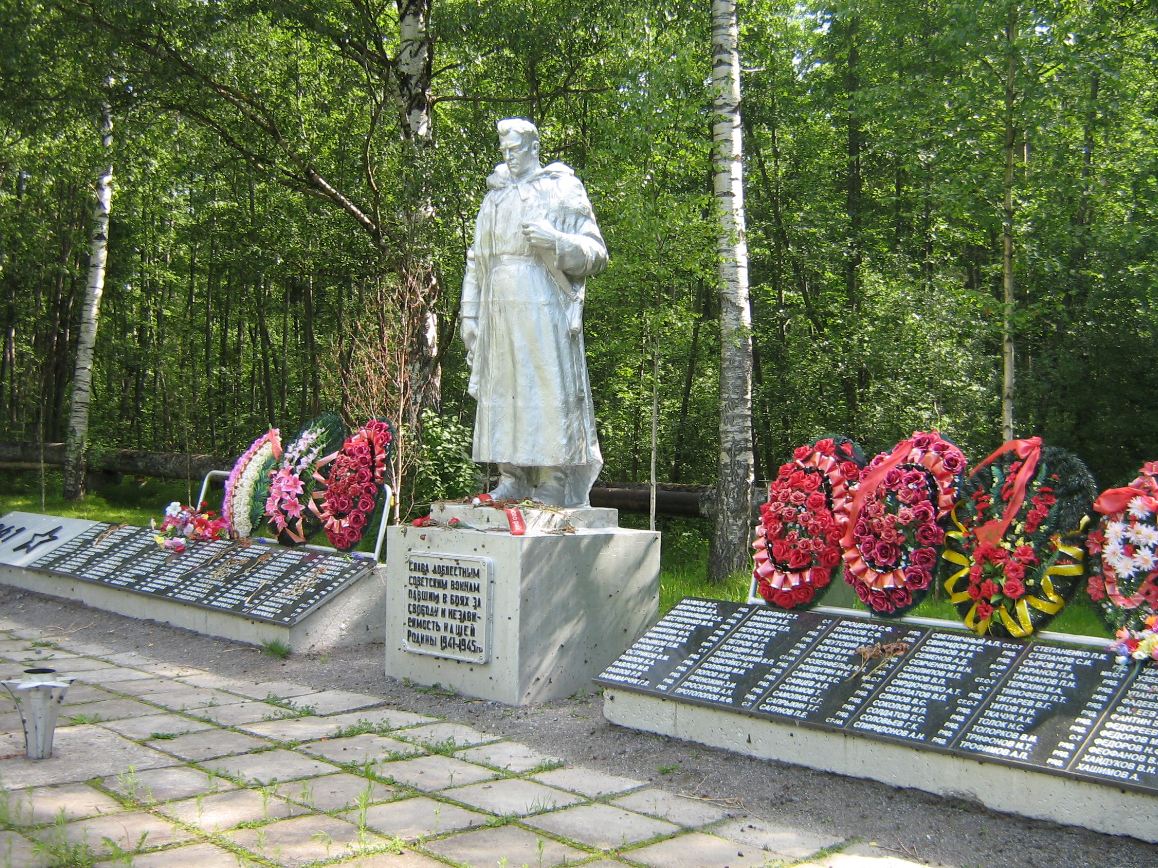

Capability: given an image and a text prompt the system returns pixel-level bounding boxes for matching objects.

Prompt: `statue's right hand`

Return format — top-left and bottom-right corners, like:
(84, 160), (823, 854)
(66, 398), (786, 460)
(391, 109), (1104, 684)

(461, 317), (479, 354)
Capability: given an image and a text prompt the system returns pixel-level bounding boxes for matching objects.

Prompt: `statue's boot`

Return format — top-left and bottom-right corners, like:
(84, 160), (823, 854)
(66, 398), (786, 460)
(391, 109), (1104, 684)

(532, 467), (569, 507)
(488, 464), (533, 501)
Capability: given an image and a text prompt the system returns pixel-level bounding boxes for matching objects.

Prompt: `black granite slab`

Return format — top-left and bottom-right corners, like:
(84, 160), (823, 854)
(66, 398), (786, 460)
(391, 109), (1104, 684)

(595, 597), (1157, 796)
(26, 523), (373, 625)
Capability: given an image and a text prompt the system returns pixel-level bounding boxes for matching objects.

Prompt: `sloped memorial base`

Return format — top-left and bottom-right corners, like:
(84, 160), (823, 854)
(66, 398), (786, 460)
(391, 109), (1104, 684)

(596, 598), (1158, 843)
(0, 511), (385, 651)
(384, 505), (659, 705)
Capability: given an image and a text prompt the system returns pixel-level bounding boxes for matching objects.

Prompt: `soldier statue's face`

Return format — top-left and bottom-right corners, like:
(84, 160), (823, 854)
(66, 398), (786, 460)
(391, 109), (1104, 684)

(500, 133), (539, 181)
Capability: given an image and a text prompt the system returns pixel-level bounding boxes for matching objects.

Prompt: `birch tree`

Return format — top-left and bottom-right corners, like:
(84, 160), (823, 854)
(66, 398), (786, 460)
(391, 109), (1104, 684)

(707, 0), (755, 582)
(63, 98), (113, 499)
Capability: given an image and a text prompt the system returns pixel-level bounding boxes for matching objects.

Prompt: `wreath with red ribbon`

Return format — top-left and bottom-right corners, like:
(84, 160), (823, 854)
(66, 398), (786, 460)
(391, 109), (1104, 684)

(1086, 461), (1158, 632)
(314, 419), (394, 551)
(753, 436), (865, 610)
(839, 431), (967, 616)
(942, 439), (1095, 637)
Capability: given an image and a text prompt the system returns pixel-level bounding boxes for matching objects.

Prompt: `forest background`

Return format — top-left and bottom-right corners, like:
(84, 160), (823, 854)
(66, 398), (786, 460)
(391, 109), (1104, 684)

(0, 0), (1155, 572)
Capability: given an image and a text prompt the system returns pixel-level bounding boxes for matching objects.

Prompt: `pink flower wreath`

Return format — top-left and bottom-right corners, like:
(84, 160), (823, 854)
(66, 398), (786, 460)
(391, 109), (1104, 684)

(753, 437), (865, 610)
(838, 431), (966, 615)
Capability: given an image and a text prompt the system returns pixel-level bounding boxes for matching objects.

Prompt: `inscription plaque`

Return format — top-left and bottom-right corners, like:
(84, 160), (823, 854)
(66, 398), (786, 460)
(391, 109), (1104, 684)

(596, 597), (1158, 796)
(955, 642), (1131, 768)
(850, 631), (1021, 748)
(24, 521), (372, 625)
(401, 552), (492, 664)
(1074, 665), (1158, 788)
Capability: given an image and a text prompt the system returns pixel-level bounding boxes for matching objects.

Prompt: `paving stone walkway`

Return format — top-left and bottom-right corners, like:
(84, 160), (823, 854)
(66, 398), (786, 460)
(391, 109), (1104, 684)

(0, 616), (917, 867)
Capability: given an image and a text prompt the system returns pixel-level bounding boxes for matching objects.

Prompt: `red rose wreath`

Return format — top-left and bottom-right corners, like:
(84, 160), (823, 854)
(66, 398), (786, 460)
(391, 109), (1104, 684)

(753, 436), (865, 609)
(314, 419), (394, 551)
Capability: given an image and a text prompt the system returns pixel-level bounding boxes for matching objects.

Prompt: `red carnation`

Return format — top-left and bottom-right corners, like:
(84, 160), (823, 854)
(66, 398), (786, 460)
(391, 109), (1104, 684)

(1003, 577), (1026, 599)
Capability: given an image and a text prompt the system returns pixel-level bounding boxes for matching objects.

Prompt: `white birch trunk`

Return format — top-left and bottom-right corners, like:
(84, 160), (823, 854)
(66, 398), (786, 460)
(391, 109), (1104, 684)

(63, 101), (113, 500)
(1000, 6), (1018, 442)
(708, 0), (756, 582)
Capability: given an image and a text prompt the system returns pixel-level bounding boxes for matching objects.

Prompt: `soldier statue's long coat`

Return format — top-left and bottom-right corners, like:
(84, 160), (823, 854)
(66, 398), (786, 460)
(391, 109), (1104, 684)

(460, 161), (607, 506)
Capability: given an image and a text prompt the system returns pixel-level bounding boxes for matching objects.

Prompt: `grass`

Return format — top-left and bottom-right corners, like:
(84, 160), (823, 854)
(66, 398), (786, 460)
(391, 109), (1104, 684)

(259, 639), (292, 660)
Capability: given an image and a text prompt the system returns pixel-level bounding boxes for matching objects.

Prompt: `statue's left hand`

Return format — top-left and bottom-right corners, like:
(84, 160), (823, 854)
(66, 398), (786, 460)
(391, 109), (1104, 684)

(522, 219), (559, 251)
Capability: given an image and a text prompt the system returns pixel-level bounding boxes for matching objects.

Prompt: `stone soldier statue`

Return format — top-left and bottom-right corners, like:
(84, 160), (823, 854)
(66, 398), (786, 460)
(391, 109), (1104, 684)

(460, 118), (607, 507)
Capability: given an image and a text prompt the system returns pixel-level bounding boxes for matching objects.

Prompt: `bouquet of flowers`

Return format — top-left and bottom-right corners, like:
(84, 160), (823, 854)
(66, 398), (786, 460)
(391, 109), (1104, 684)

(222, 429), (282, 539)
(1107, 614), (1158, 665)
(315, 419), (394, 551)
(753, 436), (864, 609)
(943, 438), (1095, 637)
(151, 501), (229, 553)
(265, 413), (346, 545)
(839, 431), (967, 615)
(1086, 461), (1158, 632)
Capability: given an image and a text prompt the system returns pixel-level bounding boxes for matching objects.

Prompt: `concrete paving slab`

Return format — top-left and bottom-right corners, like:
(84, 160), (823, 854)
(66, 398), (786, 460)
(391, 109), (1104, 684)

(238, 707), (437, 741)
(95, 676), (187, 696)
(328, 851), (448, 867)
(145, 727), (272, 761)
(443, 778), (583, 817)
(814, 841), (927, 866)
(34, 810), (192, 858)
(347, 795), (489, 840)
(424, 823), (590, 867)
(0, 829), (48, 868)
(26, 656), (119, 673)
(226, 813), (383, 867)
(216, 677), (321, 700)
(126, 841), (245, 867)
(281, 689), (387, 715)
(4, 782), (123, 824)
(624, 831), (771, 867)
(532, 766), (647, 798)
(454, 740), (564, 773)
(191, 700), (299, 726)
(137, 685), (250, 710)
(273, 772), (397, 812)
(374, 754), (498, 791)
(610, 788), (736, 828)
(56, 684), (116, 705)
(59, 697), (161, 723)
(394, 722), (497, 750)
(132, 662), (208, 677)
(156, 787), (307, 831)
(0, 725), (178, 789)
(174, 671), (267, 692)
(201, 748), (341, 784)
(73, 666), (155, 685)
(298, 733), (423, 766)
(523, 804), (681, 850)
(100, 764), (234, 804)
(100, 651), (158, 667)
(49, 641), (116, 657)
(713, 817), (844, 860)
(98, 712), (212, 740)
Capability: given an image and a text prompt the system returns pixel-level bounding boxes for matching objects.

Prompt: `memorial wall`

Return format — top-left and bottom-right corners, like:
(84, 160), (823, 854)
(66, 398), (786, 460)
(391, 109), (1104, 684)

(596, 598), (1158, 794)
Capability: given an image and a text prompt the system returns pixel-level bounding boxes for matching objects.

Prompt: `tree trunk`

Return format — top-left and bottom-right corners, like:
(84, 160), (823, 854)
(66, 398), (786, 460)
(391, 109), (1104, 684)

(63, 100), (114, 500)
(707, 0), (755, 583)
(1000, 5), (1019, 441)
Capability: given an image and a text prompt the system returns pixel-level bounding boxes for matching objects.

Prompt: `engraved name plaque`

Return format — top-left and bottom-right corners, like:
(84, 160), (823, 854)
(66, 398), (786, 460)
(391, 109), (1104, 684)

(596, 597), (1158, 796)
(401, 552), (493, 664)
(24, 521), (373, 626)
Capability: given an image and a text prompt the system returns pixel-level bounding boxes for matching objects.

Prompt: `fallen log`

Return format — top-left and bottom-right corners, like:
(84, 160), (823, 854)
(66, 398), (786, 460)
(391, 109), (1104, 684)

(0, 442), (232, 481)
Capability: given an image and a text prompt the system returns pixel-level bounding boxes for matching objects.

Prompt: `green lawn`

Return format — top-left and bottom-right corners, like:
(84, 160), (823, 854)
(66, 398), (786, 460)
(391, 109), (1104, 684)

(2, 472), (1112, 640)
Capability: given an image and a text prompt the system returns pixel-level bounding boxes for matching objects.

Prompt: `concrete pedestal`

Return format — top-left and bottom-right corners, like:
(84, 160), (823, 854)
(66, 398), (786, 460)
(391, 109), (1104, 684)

(384, 509), (659, 705)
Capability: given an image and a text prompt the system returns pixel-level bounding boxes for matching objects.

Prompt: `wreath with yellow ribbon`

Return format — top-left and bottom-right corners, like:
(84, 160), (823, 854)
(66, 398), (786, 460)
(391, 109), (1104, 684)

(941, 440), (1094, 638)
